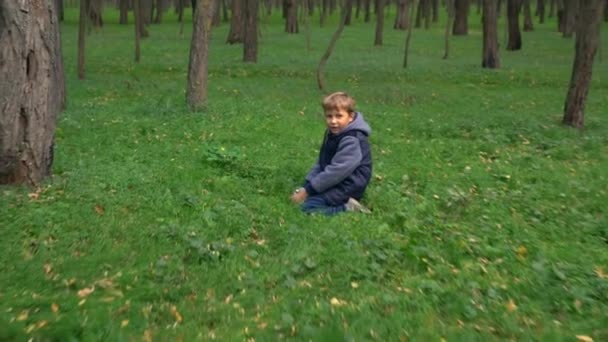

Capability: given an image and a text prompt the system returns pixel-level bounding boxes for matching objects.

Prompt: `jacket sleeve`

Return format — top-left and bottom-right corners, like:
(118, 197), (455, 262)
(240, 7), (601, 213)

(306, 136), (362, 193)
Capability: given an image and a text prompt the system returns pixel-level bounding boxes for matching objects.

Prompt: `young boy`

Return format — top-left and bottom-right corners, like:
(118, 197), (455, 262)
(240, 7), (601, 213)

(290, 92), (372, 215)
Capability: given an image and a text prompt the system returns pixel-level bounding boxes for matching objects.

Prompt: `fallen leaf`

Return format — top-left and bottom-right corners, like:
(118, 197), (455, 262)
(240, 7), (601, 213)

(143, 329), (153, 342)
(576, 335), (593, 342)
(17, 310), (28, 321)
(506, 299), (517, 312)
(516, 245), (527, 258)
(330, 297), (347, 307)
(121, 320), (129, 328)
(78, 286), (95, 298)
(51, 303), (59, 313)
(43, 263), (53, 275)
(170, 305), (183, 323)
(94, 205), (105, 215)
(351, 282), (359, 289)
(594, 267), (607, 279)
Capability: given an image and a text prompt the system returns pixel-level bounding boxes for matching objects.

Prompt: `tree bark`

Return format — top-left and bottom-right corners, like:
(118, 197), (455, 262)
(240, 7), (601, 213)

(395, 0), (409, 29)
(187, 0), (215, 110)
(403, 0), (417, 67)
(227, 0), (244, 44)
(285, 0), (298, 33)
(119, 0), (129, 24)
(562, 0), (578, 38)
(89, 0), (103, 28)
(536, 0), (545, 23)
(563, 0), (603, 128)
(482, 0), (500, 68)
(522, 0), (533, 31)
(318, 0), (351, 92)
(453, 0), (469, 35)
(443, 0), (455, 59)
(0, 0), (66, 185)
(78, 0), (88, 79)
(374, 0), (386, 45)
(506, 0), (522, 50)
(134, 0), (141, 61)
(243, 0), (258, 62)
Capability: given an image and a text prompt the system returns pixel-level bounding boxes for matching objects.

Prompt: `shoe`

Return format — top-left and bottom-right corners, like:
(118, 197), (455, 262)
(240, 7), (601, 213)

(345, 198), (371, 214)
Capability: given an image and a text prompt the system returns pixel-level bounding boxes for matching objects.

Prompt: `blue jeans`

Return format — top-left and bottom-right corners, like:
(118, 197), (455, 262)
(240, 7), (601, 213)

(301, 195), (346, 216)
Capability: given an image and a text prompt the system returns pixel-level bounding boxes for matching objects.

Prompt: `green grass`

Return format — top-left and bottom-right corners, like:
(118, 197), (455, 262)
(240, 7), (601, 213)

(2, 5), (608, 341)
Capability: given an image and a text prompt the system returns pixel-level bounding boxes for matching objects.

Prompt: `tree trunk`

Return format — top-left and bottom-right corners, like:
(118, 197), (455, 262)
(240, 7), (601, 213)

(374, 0), (386, 45)
(344, 0), (353, 25)
(56, 0), (64, 21)
(0, 0), (66, 185)
(187, 0), (215, 110)
(243, 0), (258, 62)
(89, 0), (104, 28)
(522, 0), (533, 30)
(482, 0), (500, 68)
(562, 0), (578, 38)
(364, 0), (371, 22)
(285, 0), (298, 33)
(154, 0), (163, 23)
(432, 0), (439, 21)
(563, 0), (603, 128)
(119, 0), (129, 24)
(506, 0), (522, 50)
(443, 0), (455, 59)
(227, 0), (244, 44)
(395, 0), (409, 29)
(453, 0), (469, 35)
(536, 0), (545, 23)
(78, 0), (88, 79)
(134, 0), (141, 61)
(549, 0), (555, 17)
(318, 0), (351, 92)
(403, 0), (417, 67)
(138, 0), (149, 38)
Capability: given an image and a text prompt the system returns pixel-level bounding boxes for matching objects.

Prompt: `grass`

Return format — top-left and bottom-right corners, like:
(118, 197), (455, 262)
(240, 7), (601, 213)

(1, 5), (608, 341)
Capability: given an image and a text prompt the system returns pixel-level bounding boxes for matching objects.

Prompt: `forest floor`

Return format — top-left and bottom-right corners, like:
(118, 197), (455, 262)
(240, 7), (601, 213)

(2, 6), (608, 341)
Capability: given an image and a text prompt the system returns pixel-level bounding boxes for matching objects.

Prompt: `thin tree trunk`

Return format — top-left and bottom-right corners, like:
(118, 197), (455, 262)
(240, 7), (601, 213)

(374, 0), (386, 45)
(78, 0), (88, 79)
(403, 0), (417, 67)
(318, 0), (352, 92)
(443, 0), (455, 59)
(285, 0), (298, 33)
(562, 0), (578, 38)
(243, 0), (258, 62)
(119, 0), (129, 24)
(536, 0), (545, 23)
(523, 0), (533, 30)
(506, 0), (522, 50)
(0, 0), (66, 185)
(134, 0), (141, 61)
(482, 0), (500, 68)
(563, 0), (603, 128)
(187, 0), (215, 110)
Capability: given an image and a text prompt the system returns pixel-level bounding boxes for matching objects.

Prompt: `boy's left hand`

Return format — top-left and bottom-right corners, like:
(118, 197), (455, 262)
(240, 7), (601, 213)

(290, 188), (308, 204)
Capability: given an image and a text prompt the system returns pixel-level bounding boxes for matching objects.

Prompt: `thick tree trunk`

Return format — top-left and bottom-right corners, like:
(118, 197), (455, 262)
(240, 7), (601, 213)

(119, 0), (129, 24)
(186, 0), (215, 110)
(227, 0), (244, 44)
(506, 0), (522, 50)
(374, 0), (386, 45)
(285, 0), (298, 33)
(395, 0), (409, 29)
(522, 0), (533, 30)
(344, 0), (353, 25)
(563, 0), (603, 128)
(243, 0), (258, 62)
(89, 0), (103, 28)
(482, 0), (500, 68)
(0, 0), (66, 185)
(453, 0), (469, 35)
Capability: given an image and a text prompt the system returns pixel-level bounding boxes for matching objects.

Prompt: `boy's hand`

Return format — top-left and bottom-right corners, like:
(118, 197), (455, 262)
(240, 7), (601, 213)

(290, 187), (308, 204)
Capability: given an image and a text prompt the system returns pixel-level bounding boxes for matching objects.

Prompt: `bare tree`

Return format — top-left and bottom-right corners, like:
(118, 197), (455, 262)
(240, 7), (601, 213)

(0, 0), (66, 185)
(318, 0), (352, 92)
(563, 0), (604, 128)
(186, 0), (215, 110)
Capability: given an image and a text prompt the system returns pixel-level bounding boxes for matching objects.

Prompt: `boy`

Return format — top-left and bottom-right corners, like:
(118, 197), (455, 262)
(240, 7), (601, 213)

(290, 92), (372, 215)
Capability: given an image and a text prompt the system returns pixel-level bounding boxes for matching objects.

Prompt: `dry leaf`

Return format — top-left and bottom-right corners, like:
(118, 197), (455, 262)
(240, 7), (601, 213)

(51, 303), (59, 313)
(506, 299), (517, 312)
(594, 267), (607, 279)
(516, 245), (528, 257)
(94, 205), (105, 215)
(170, 305), (183, 323)
(576, 335), (593, 342)
(143, 329), (153, 342)
(330, 297), (347, 307)
(17, 310), (29, 321)
(351, 282), (359, 289)
(43, 263), (53, 275)
(78, 286), (95, 298)
(121, 320), (129, 328)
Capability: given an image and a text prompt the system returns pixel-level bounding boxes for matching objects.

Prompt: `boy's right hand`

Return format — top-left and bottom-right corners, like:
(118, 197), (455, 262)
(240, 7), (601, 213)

(290, 187), (308, 204)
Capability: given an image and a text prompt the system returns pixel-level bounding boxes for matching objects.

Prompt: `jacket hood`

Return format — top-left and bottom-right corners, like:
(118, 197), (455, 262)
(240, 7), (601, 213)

(334, 112), (371, 136)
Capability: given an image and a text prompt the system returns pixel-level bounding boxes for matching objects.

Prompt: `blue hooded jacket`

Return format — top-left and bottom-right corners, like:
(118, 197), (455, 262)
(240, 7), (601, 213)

(304, 112), (372, 206)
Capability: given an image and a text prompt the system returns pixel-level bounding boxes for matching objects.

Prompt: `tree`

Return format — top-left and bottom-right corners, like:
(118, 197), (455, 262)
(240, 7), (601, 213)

(318, 0), (352, 92)
(134, 0), (142, 62)
(562, 0), (578, 38)
(482, 0), (500, 68)
(119, 0), (129, 24)
(78, 0), (88, 79)
(186, 0), (215, 110)
(562, 0), (604, 128)
(395, 0), (409, 30)
(0, 0), (66, 185)
(453, 0), (470, 35)
(227, 0), (243, 44)
(374, 0), (386, 45)
(506, 0), (522, 50)
(403, 0), (417, 67)
(243, 0), (258, 62)
(443, 0), (455, 59)
(285, 0), (298, 33)
(522, 0), (533, 31)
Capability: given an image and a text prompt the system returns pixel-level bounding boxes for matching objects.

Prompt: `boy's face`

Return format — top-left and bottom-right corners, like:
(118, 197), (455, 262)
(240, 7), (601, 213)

(325, 108), (354, 134)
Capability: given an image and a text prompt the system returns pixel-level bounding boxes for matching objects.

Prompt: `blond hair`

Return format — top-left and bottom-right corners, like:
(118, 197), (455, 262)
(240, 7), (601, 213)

(322, 92), (356, 114)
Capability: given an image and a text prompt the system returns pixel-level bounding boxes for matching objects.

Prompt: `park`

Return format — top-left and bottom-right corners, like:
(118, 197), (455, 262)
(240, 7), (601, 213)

(1, 0), (607, 340)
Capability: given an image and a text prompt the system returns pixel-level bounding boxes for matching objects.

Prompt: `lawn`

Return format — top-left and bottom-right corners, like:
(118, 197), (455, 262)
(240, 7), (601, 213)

(1, 5), (608, 341)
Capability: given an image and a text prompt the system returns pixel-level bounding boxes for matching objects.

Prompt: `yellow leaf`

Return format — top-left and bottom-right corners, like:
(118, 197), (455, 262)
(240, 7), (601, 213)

(16, 310), (29, 321)
(576, 335), (593, 342)
(516, 246), (527, 257)
(77, 286), (95, 298)
(330, 297), (347, 307)
(51, 303), (59, 313)
(121, 320), (129, 328)
(43, 263), (53, 275)
(506, 299), (517, 312)
(143, 329), (153, 342)
(351, 282), (359, 289)
(594, 267), (607, 279)
(170, 305), (183, 323)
